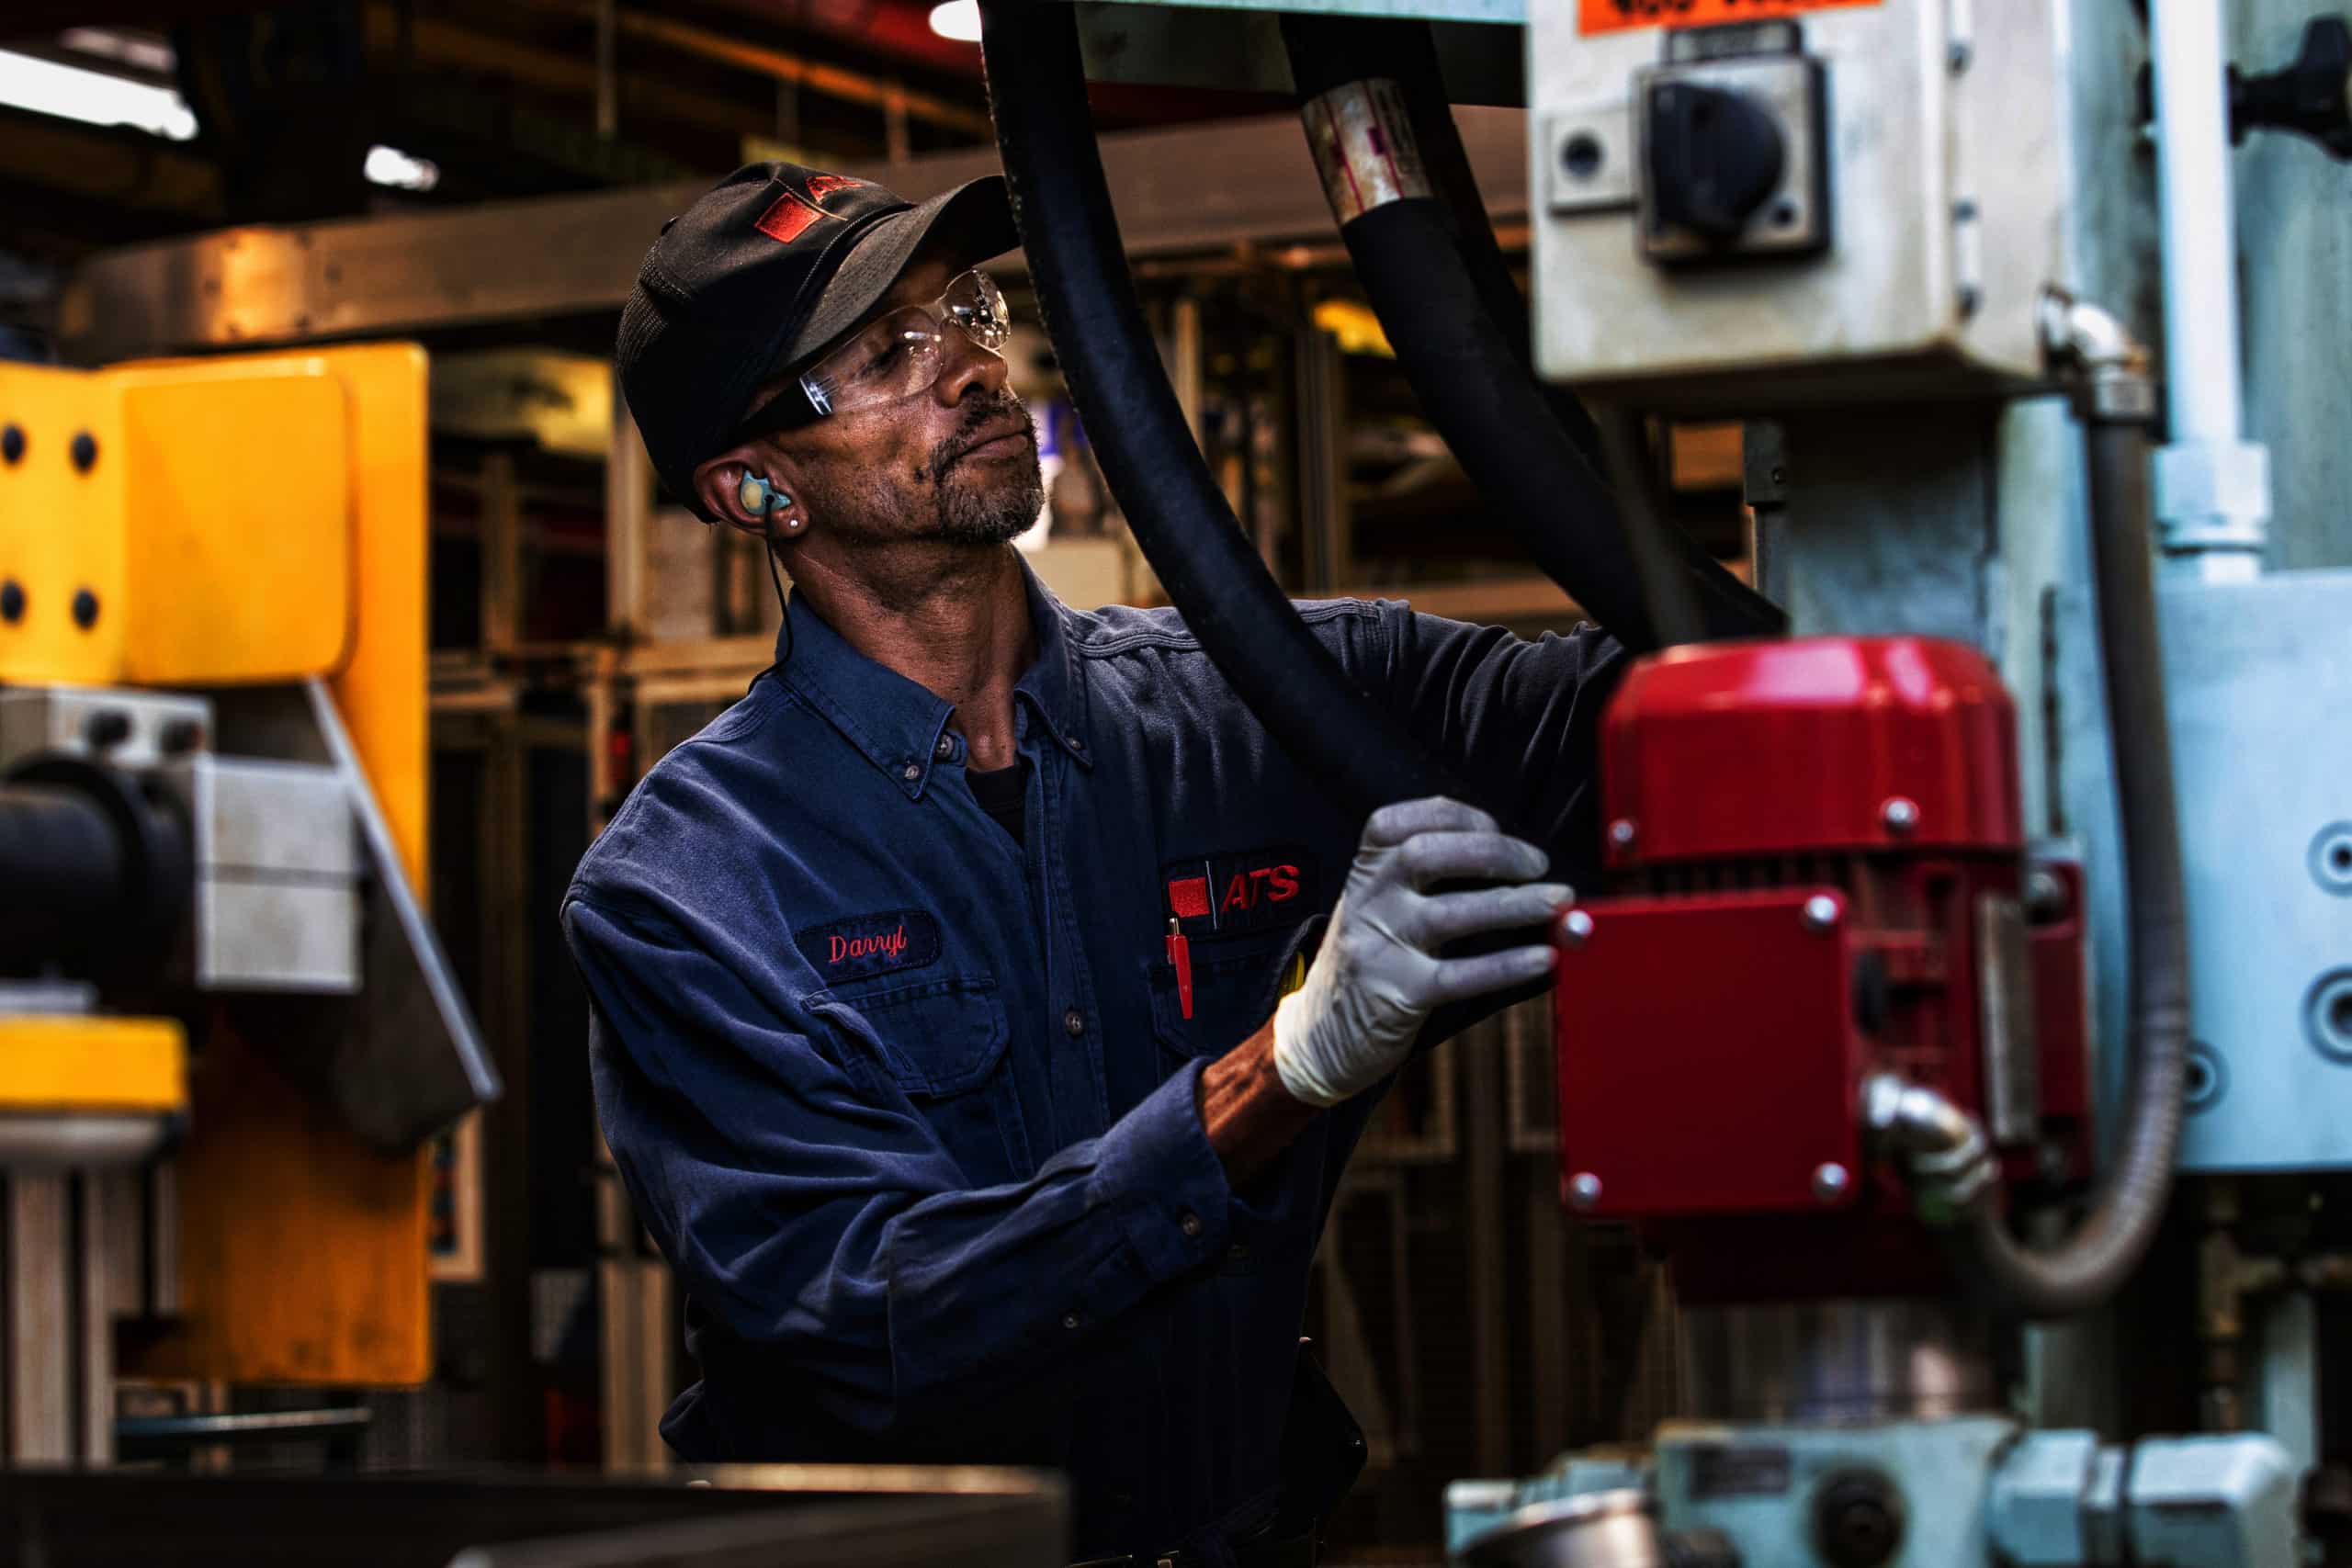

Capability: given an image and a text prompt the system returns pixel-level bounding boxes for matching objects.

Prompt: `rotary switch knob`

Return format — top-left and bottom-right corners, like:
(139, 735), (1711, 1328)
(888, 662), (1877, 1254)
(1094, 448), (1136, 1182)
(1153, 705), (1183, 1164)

(1645, 81), (1787, 243)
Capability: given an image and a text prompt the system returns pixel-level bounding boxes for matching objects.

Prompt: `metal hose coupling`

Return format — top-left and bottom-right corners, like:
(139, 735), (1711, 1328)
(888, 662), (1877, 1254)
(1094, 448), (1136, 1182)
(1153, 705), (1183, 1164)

(1862, 1074), (2000, 1226)
(2038, 288), (2159, 426)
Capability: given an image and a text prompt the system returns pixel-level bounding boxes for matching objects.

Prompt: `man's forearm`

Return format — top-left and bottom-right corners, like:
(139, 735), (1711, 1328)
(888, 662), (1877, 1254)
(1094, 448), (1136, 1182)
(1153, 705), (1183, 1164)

(1201, 1019), (1320, 1185)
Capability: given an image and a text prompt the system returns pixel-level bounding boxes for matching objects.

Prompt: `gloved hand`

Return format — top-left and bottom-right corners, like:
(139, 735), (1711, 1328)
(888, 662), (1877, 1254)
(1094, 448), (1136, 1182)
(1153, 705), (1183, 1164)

(1272, 796), (1570, 1107)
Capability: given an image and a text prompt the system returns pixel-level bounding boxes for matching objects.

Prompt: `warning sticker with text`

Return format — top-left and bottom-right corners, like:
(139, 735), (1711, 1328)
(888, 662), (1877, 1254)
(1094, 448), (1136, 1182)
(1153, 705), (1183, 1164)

(1577, 0), (1882, 34)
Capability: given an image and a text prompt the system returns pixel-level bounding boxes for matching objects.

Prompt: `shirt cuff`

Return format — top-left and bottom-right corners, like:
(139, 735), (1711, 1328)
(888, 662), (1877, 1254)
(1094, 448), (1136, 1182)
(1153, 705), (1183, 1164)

(1090, 1059), (1233, 1282)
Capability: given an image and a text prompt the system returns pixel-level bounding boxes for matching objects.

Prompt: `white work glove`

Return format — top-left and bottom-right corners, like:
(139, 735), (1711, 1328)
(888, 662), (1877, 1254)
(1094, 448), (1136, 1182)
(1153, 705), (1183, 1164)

(1272, 796), (1571, 1107)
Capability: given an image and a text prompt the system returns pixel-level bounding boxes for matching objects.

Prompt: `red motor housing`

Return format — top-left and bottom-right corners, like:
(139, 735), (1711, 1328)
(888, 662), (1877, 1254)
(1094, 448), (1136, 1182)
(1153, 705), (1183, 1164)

(1552, 637), (2090, 1302)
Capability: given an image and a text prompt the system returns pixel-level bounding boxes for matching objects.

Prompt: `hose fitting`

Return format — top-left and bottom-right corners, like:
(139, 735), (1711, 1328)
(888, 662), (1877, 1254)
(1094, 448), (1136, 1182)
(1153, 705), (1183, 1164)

(1863, 1075), (2000, 1227)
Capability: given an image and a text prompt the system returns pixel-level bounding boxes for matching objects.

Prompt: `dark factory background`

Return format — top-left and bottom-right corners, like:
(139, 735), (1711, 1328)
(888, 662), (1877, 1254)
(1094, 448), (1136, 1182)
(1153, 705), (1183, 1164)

(1, 7), (1759, 1554)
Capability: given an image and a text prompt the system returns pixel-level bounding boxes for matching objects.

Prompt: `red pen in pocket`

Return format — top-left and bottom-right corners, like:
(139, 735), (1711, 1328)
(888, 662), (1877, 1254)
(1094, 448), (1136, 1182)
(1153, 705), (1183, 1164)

(1165, 917), (1193, 1021)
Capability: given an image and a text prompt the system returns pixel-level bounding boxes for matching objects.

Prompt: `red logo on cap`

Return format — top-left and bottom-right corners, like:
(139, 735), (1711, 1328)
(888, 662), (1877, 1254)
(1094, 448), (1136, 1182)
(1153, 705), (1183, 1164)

(806, 175), (865, 202)
(754, 191), (827, 244)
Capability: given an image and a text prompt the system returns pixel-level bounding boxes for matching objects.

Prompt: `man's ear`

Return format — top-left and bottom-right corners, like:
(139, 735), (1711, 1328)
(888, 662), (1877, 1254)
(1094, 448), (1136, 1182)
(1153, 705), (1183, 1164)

(693, 440), (807, 540)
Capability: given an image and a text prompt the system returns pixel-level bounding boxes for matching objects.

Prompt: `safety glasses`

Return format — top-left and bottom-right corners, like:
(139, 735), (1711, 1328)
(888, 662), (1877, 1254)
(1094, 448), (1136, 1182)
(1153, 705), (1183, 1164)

(729, 269), (1012, 442)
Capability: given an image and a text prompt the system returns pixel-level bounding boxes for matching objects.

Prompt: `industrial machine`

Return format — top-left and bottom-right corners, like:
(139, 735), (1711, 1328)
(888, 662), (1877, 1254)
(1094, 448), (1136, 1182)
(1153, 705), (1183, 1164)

(965, 0), (2352, 1564)
(0, 344), (496, 1461)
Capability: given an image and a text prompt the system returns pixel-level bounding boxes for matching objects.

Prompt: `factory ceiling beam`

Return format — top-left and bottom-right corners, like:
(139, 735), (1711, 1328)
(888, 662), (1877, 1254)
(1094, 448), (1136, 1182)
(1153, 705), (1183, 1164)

(357, 6), (779, 145)
(489, 0), (994, 138)
(58, 107), (1529, 363)
(0, 107), (223, 227)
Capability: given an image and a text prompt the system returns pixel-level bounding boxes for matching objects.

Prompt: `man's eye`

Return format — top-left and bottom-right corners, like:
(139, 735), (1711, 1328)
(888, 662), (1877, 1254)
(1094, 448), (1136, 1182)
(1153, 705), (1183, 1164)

(853, 332), (929, 382)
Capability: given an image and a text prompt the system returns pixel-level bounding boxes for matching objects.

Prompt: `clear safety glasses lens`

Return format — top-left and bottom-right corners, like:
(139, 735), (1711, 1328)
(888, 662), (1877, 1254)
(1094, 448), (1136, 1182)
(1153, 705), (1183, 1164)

(798, 271), (1010, 418)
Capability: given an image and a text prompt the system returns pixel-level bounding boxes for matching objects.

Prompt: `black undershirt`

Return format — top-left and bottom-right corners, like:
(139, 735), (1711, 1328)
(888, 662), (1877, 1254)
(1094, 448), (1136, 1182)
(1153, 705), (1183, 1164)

(966, 758), (1030, 849)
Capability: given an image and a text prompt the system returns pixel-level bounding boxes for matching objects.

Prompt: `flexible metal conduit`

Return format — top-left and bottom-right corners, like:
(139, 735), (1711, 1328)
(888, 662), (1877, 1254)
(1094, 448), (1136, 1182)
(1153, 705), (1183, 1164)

(1877, 300), (2189, 1319)
(1277, 14), (1784, 651)
(975, 0), (1455, 817)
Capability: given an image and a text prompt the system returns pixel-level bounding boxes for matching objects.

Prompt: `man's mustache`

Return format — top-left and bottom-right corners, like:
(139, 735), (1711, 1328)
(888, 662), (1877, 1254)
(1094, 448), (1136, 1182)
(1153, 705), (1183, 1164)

(928, 397), (1034, 479)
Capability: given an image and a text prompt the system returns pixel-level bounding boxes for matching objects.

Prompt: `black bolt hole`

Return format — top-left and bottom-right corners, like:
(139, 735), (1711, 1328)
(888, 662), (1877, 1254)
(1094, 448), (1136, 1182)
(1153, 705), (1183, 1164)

(1563, 132), (1604, 179)
(1773, 200), (1800, 228)
(2333, 843), (2351, 872)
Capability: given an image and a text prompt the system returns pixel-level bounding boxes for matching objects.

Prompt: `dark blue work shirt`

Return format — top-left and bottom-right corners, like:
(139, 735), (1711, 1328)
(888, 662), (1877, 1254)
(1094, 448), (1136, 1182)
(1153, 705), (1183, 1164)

(562, 562), (1622, 1562)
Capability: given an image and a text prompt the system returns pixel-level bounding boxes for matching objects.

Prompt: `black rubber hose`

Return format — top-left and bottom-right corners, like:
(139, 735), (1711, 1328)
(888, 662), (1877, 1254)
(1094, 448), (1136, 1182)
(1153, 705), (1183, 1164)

(1, 755), (195, 978)
(1279, 14), (1785, 649)
(977, 0), (1456, 816)
(0, 783), (127, 963)
(1950, 403), (2188, 1318)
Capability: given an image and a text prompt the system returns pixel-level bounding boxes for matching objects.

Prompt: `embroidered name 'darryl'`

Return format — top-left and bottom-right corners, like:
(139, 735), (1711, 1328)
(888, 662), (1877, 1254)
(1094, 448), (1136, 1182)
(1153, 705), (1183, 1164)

(794, 909), (942, 982)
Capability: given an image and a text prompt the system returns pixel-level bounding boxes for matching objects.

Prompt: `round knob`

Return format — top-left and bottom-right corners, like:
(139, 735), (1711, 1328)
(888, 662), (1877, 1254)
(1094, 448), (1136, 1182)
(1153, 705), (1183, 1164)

(1646, 82), (1787, 242)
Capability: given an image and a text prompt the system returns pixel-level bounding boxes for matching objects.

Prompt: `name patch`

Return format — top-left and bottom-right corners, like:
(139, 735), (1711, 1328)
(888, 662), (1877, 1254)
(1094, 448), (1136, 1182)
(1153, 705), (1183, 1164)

(1162, 846), (1315, 939)
(795, 909), (942, 982)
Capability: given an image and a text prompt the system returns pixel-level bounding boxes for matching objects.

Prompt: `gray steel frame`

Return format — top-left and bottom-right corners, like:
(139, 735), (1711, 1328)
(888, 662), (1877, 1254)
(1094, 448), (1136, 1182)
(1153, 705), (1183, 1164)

(0, 1465), (1068, 1568)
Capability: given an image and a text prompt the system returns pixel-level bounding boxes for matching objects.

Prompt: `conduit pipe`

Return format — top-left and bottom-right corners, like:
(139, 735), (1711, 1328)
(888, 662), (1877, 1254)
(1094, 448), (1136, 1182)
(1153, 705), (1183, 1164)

(1876, 299), (2190, 1319)
(2149, 0), (2270, 576)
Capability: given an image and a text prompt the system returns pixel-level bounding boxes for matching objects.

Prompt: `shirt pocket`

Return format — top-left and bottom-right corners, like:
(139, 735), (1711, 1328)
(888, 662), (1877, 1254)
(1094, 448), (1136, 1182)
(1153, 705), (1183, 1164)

(1143, 935), (1296, 1073)
(808, 974), (1009, 1099)
(808, 974), (1031, 1183)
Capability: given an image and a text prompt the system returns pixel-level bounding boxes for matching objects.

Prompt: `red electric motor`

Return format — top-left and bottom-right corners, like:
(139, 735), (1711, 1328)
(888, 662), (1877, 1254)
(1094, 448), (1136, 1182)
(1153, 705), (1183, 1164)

(1553, 637), (2093, 1301)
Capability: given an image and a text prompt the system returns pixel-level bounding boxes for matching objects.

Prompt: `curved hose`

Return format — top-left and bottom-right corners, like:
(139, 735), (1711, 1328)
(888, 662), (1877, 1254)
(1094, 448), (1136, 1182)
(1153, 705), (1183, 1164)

(976, 0), (1455, 817)
(1278, 14), (1784, 649)
(1947, 401), (2187, 1318)
(1874, 343), (2187, 1319)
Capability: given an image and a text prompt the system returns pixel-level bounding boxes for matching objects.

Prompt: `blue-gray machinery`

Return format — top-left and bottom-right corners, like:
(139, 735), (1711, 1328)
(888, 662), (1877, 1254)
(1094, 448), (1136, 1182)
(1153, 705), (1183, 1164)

(990, 0), (2352, 1565)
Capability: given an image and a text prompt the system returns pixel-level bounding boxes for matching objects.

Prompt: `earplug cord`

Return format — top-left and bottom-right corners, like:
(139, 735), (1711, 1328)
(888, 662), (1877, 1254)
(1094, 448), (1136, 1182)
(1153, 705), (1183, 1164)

(766, 534), (795, 672)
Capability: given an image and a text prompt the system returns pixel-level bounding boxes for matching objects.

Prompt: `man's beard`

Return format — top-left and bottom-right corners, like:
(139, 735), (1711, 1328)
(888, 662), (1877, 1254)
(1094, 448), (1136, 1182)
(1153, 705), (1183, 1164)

(924, 395), (1045, 546)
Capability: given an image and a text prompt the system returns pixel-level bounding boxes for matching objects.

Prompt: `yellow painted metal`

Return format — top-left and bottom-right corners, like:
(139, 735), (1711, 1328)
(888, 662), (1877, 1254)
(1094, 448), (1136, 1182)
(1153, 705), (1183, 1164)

(118, 369), (352, 684)
(316, 342), (432, 889)
(117, 343), (437, 1388)
(0, 363), (129, 684)
(121, 344), (432, 884)
(0, 1016), (187, 1113)
(0, 344), (443, 1388)
(127, 1018), (433, 1387)
(0, 355), (357, 687)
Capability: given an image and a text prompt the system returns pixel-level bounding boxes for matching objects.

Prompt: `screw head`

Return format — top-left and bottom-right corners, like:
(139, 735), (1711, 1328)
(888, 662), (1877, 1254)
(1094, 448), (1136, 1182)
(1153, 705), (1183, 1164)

(1608, 818), (1637, 850)
(69, 432), (97, 473)
(0, 580), (21, 625)
(1561, 908), (1595, 946)
(1802, 894), (1840, 932)
(0, 424), (22, 465)
(1881, 796), (1920, 836)
(1813, 1162), (1851, 1203)
(2025, 867), (2070, 920)
(1567, 1172), (1602, 1210)
(70, 589), (97, 629)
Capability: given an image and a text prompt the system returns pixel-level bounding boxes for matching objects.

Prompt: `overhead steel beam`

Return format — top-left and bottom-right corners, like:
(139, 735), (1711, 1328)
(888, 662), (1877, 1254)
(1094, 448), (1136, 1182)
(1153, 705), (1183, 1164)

(59, 107), (1528, 364)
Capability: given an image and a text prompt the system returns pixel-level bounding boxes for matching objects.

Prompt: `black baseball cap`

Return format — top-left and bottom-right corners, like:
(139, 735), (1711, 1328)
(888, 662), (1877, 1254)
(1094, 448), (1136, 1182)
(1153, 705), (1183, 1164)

(616, 161), (1019, 516)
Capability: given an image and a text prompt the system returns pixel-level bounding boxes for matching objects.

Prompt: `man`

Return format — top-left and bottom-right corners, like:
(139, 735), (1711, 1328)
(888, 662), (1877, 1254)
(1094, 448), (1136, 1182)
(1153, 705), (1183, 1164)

(564, 163), (1623, 1566)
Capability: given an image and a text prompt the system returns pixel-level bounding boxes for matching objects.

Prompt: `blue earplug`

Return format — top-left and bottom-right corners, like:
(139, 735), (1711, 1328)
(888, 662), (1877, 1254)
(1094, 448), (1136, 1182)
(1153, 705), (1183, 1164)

(739, 472), (790, 516)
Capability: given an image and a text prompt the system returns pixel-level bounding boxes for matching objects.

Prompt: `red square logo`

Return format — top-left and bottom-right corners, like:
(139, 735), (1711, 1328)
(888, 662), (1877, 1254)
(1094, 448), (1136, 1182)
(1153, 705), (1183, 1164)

(1167, 877), (1212, 919)
(754, 191), (826, 244)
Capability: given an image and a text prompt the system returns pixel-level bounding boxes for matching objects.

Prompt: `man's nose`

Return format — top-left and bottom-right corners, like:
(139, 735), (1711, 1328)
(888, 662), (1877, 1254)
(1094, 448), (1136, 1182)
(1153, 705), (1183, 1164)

(934, 333), (1011, 405)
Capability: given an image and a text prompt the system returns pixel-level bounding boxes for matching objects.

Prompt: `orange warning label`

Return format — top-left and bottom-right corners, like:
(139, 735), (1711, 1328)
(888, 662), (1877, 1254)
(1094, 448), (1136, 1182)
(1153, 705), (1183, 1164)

(1577, 0), (1883, 34)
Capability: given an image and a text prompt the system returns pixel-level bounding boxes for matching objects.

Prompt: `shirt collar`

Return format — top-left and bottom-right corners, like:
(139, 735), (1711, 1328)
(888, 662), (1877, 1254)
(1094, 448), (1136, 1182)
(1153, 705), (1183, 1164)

(776, 555), (1093, 800)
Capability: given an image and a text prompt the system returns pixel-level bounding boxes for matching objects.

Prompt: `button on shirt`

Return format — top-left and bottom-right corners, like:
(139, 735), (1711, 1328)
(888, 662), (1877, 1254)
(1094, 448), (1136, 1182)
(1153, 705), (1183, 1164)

(561, 562), (1623, 1562)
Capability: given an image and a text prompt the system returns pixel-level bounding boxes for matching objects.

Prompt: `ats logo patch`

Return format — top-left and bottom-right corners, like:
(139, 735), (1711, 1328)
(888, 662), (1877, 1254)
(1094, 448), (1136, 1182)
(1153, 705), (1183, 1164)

(1162, 846), (1315, 938)
(794, 908), (942, 982)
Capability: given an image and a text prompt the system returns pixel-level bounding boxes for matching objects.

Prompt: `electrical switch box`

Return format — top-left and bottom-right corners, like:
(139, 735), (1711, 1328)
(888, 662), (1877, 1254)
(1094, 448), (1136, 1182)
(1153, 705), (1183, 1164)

(1529, 0), (2071, 409)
